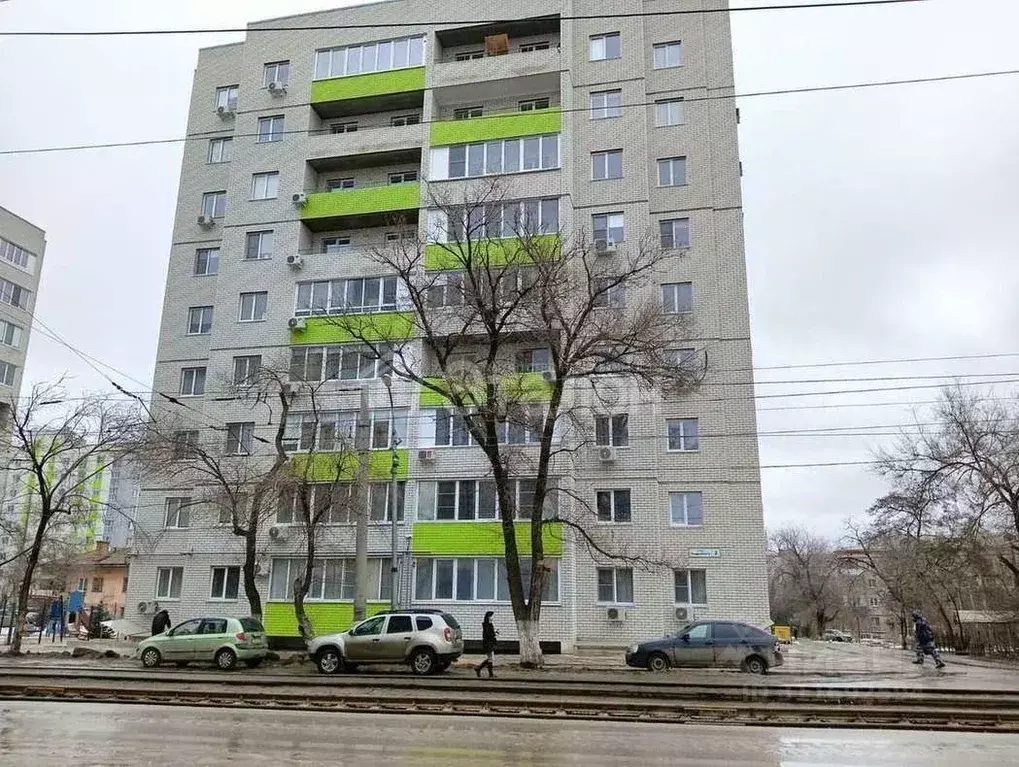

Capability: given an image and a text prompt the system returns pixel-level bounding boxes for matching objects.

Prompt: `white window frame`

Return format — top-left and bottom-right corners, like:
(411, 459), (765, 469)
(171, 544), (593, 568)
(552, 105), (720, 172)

(163, 498), (191, 529)
(0, 237), (38, 273)
(596, 567), (634, 604)
(674, 569), (707, 605)
(207, 137), (232, 163)
(454, 50), (485, 62)
(660, 218), (691, 249)
(438, 198), (560, 242)
(179, 366), (207, 397)
(330, 122), (359, 134)
(388, 170), (419, 184)
(390, 114), (420, 127)
(244, 230), (274, 261)
(226, 422), (255, 455)
(193, 248), (219, 276)
(657, 156), (687, 187)
(592, 212), (624, 245)
(186, 305), (213, 335)
(595, 414), (629, 447)
(262, 60), (290, 87)
(0, 279), (29, 311)
(294, 277), (399, 316)
(414, 556), (559, 603)
(0, 319), (23, 350)
(239, 292), (268, 323)
(215, 85), (238, 111)
(250, 172), (280, 201)
(593, 279), (626, 309)
(662, 282), (693, 314)
(233, 355), (261, 386)
(591, 149), (623, 181)
(290, 344), (393, 383)
(327, 177), (355, 191)
(655, 98), (684, 127)
(256, 115), (285, 143)
(322, 236), (352, 253)
(519, 97), (551, 112)
(435, 134), (560, 181)
(589, 32), (621, 61)
(653, 41), (683, 70)
(155, 567), (184, 600)
(210, 566), (241, 600)
(590, 89), (622, 120)
(0, 362), (17, 387)
(201, 191), (227, 219)
(667, 418), (700, 452)
(314, 36), (426, 80)
(669, 491), (704, 527)
(453, 106), (484, 120)
(519, 41), (551, 53)
(596, 489), (632, 524)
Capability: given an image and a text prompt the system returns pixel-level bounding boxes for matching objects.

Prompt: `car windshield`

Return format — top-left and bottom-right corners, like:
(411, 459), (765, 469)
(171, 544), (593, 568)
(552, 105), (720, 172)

(240, 618), (265, 633)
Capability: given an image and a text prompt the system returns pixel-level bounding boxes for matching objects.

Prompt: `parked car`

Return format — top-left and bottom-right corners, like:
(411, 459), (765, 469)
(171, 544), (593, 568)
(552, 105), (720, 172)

(823, 629), (853, 643)
(309, 609), (464, 676)
(138, 616), (268, 670)
(625, 620), (783, 674)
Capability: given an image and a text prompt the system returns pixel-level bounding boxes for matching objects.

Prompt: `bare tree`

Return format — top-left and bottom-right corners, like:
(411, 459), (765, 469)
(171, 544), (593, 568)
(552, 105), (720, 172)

(5, 383), (142, 653)
(769, 526), (845, 636)
(319, 181), (699, 666)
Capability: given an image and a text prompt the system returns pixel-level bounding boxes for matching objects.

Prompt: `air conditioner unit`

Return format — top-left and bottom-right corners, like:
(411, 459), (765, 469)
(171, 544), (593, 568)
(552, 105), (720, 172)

(606, 607), (626, 622)
(418, 448), (436, 462)
(288, 317), (307, 331)
(137, 601), (150, 614)
(292, 192), (307, 207)
(594, 240), (616, 256)
(287, 254), (304, 269)
(541, 370), (554, 383)
(216, 105), (235, 118)
(268, 81), (287, 96)
(197, 215), (216, 229)
(598, 446), (616, 463)
(268, 526), (286, 541)
(675, 606), (689, 621)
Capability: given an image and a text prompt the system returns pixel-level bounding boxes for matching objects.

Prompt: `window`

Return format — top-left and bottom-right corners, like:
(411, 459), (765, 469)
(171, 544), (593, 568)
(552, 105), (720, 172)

(0, 278), (30, 311)
(390, 114), (420, 126)
(0, 362), (16, 387)
(675, 569), (707, 605)
(327, 177), (355, 191)
(77, 577), (87, 591)
(596, 489), (631, 523)
(593, 279), (626, 308)
(156, 567), (184, 599)
(233, 355), (261, 386)
(519, 41), (551, 53)
(592, 212), (624, 245)
(440, 197), (559, 241)
(658, 157), (687, 186)
(172, 430), (199, 459)
(667, 418), (699, 451)
(595, 414), (629, 447)
(290, 344), (393, 383)
(655, 98), (684, 127)
(415, 557), (559, 602)
(590, 89), (622, 119)
(263, 60), (290, 87)
(281, 411), (355, 452)
(653, 41), (683, 69)
(516, 348), (551, 373)
(164, 498), (191, 529)
(667, 348), (699, 367)
(519, 97), (550, 112)
(315, 36), (425, 79)
(387, 615), (413, 633)
(438, 134), (559, 179)
(207, 137), (232, 163)
(251, 172), (280, 200)
(256, 115), (285, 143)
(269, 557), (392, 601)
(180, 367), (206, 396)
(589, 32), (621, 61)
(597, 567), (633, 603)
(660, 218), (691, 249)
(455, 50), (485, 61)
(245, 230), (274, 260)
(187, 306), (213, 335)
(330, 121), (358, 134)
(388, 170), (418, 184)
(193, 248), (219, 276)
(370, 408), (408, 450)
(201, 191), (227, 219)
(416, 478), (555, 520)
(385, 230), (414, 244)
(295, 277), (398, 316)
(239, 292), (268, 322)
(669, 491), (704, 526)
(453, 106), (484, 120)
(662, 282), (693, 314)
(0, 237), (37, 273)
(277, 482), (405, 524)
(0, 319), (23, 349)
(91, 577), (103, 593)
(592, 150), (623, 180)
(226, 422), (255, 455)
(210, 567), (241, 600)
(322, 236), (351, 253)
(215, 85), (238, 111)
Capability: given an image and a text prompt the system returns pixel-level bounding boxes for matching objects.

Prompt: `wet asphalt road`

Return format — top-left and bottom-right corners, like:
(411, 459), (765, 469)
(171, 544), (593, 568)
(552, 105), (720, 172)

(0, 701), (1017, 765)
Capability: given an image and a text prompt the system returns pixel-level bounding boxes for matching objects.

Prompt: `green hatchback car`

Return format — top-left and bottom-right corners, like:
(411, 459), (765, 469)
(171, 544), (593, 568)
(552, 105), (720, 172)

(138, 616), (268, 671)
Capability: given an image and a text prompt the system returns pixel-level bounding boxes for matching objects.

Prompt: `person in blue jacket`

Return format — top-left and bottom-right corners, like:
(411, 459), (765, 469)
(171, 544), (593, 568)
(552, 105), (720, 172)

(912, 610), (946, 669)
(47, 595), (64, 638)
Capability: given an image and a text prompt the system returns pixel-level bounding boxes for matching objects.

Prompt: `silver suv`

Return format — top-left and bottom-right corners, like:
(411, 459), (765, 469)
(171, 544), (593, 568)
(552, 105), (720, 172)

(308, 610), (464, 676)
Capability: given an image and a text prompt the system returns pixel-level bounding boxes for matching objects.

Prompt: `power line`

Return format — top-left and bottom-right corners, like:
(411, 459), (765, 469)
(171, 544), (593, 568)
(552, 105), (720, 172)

(5, 66), (1018, 158)
(0, 1), (927, 37)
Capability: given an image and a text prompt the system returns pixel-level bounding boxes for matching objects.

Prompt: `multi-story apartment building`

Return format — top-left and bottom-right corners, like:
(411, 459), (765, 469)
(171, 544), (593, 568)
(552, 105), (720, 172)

(0, 206), (44, 416)
(127, 0), (770, 650)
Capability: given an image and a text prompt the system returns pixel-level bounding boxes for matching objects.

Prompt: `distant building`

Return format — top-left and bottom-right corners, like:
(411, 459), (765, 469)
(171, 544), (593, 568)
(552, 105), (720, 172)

(63, 541), (130, 619)
(0, 205), (45, 410)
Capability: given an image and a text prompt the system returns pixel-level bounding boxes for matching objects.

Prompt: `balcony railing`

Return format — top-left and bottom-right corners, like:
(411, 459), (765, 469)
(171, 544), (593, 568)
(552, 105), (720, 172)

(298, 182), (421, 222)
(430, 107), (561, 147)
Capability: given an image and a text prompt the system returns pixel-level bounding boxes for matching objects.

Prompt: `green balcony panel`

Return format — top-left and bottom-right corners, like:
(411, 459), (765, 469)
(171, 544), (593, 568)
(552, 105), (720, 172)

(419, 373), (552, 407)
(412, 521), (564, 556)
(290, 449), (409, 482)
(430, 108), (562, 147)
(301, 183), (421, 221)
(290, 313), (416, 345)
(311, 67), (426, 105)
(424, 234), (561, 271)
(263, 601), (390, 637)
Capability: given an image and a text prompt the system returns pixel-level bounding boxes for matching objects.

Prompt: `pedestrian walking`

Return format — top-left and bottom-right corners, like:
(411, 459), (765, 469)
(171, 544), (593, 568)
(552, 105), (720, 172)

(911, 609), (946, 669)
(46, 595), (64, 638)
(150, 608), (171, 636)
(474, 611), (498, 678)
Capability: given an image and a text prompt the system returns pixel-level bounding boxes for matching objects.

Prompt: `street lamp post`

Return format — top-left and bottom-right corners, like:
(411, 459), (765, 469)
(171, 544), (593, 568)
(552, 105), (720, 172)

(381, 373), (400, 610)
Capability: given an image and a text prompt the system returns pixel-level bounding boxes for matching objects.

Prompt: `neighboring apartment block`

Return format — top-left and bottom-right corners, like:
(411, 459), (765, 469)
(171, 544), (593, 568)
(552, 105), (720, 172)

(0, 207), (43, 412)
(128, 0), (770, 649)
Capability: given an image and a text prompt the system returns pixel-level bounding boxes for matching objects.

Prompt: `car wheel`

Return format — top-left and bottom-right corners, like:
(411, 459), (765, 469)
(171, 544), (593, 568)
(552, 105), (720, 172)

(141, 648), (162, 669)
(647, 653), (671, 672)
(316, 647), (343, 675)
(743, 655), (767, 675)
(244, 658), (262, 669)
(215, 648), (238, 671)
(410, 647), (437, 676)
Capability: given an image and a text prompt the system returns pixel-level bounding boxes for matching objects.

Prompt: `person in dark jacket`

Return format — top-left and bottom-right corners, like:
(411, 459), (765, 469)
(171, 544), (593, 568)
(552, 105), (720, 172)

(911, 610), (945, 668)
(151, 609), (171, 636)
(475, 611), (498, 678)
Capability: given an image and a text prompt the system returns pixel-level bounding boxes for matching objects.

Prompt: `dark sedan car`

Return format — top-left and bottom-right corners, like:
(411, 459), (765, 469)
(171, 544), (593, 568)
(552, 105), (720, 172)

(625, 620), (783, 674)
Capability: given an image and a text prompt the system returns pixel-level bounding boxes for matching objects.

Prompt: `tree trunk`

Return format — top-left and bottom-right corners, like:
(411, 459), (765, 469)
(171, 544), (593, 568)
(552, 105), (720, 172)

(10, 512), (50, 655)
(516, 617), (542, 668)
(242, 526), (262, 620)
(293, 587), (313, 644)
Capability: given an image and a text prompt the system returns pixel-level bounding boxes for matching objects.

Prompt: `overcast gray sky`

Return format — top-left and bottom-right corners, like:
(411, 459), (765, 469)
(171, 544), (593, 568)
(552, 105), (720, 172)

(0, 0), (1016, 539)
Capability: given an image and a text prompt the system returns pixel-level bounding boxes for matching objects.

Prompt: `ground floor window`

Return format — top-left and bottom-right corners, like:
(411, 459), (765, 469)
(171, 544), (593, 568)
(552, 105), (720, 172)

(413, 557), (558, 603)
(268, 557), (391, 602)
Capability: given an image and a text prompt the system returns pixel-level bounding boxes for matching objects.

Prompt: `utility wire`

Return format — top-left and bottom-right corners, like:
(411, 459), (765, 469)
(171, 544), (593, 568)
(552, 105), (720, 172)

(0, 1), (928, 37)
(5, 66), (1018, 158)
